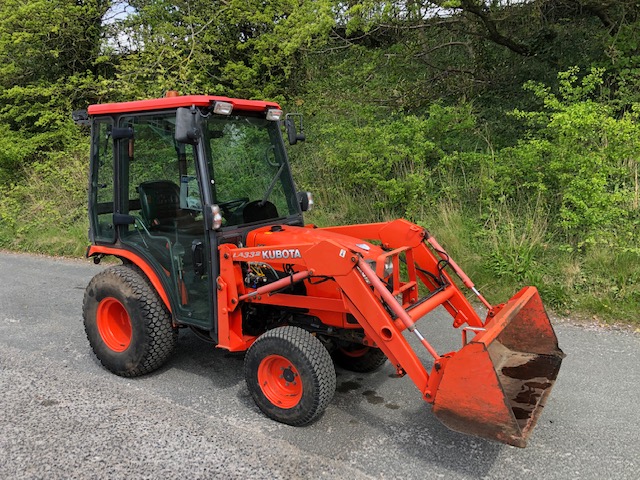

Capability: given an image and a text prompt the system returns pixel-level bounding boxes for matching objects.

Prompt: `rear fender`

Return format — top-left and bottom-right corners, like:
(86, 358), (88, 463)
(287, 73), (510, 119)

(87, 245), (172, 312)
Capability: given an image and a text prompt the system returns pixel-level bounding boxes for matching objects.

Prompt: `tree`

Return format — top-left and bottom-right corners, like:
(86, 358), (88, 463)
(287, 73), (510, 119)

(0, 0), (112, 182)
(114, 0), (334, 100)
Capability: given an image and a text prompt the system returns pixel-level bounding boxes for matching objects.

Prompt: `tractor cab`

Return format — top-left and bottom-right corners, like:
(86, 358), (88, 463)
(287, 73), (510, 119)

(87, 95), (309, 331)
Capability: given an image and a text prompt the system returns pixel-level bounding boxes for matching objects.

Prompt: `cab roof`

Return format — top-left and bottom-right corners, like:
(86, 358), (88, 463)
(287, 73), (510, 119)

(87, 95), (281, 116)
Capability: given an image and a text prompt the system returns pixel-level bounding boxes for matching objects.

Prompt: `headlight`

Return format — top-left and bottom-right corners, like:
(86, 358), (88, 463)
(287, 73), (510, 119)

(363, 258), (393, 281)
(213, 101), (233, 115)
(210, 204), (223, 229)
(266, 108), (283, 121)
(383, 257), (394, 278)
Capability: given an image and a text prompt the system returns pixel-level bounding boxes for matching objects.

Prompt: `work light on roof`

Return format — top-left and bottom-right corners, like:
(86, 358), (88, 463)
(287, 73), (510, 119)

(266, 109), (283, 121)
(213, 101), (233, 115)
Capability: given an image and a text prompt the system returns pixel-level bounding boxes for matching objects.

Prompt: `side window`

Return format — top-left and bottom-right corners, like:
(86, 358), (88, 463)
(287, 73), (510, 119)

(118, 114), (198, 222)
(91, 119), (115, 242)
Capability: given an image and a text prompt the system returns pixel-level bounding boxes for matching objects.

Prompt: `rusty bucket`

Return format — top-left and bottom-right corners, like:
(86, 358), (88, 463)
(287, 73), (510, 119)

(432, 286), (565, 447)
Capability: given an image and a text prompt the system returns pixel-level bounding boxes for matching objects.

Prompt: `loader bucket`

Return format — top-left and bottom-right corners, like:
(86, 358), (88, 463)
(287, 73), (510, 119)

(432, 287), (564, 447)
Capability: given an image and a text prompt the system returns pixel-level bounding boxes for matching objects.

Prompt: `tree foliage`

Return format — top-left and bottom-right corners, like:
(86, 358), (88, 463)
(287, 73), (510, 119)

(0, 0), (111, 182)
(1, 0), (639, 319)
(112, 0), (334, 100)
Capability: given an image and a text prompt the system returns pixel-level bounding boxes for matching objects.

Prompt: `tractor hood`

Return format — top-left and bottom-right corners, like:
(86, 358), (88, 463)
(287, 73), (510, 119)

(245, 224), (384, 264)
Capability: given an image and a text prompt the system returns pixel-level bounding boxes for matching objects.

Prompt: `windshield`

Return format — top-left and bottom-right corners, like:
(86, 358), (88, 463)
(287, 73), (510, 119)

(203, 114), (299, 226)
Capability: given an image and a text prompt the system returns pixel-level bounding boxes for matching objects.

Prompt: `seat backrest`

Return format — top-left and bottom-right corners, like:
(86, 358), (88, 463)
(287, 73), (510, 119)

(138, 180), (181, 227)
(242, 200), (279, 224)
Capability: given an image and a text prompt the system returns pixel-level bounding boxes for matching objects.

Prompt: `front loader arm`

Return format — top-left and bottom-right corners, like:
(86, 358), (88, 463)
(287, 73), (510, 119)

(323, 219), (486, 329)
(218, 220), (564, 447)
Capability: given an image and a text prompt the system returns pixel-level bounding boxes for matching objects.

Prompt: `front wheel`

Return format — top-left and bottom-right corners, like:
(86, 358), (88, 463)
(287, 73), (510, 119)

(244, 326), (336, 426)
(83, 265), (177, 377)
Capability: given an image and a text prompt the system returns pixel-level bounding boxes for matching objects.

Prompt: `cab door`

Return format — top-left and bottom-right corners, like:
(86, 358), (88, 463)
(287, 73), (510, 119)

(115, 112), (213, 330)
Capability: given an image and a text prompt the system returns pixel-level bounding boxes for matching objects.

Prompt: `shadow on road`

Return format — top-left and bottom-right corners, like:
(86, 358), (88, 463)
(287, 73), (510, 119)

(139, 328), (504, 479)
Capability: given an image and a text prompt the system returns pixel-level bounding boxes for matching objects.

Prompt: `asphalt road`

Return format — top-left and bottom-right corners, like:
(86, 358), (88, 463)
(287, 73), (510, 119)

(0, 251), (638, 479)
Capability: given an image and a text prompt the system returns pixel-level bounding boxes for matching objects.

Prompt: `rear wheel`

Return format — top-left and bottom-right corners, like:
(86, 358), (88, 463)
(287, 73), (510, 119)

(244, 326), (336, 426)
(333, 344), (387, 373)
(83, 265), (177, 377)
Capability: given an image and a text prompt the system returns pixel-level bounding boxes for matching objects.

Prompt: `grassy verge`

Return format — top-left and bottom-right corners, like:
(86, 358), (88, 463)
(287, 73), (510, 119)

(422, 204), (640, 325)
(0, 144), (89, 257)
(306, 192), (640, 326)
(2, 193), (638, 325)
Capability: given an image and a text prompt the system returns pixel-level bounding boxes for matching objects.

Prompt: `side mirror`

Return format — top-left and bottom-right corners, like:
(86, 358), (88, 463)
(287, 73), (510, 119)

(297, 191), (314, 212)
(285, 114), (306, 145)
(175, 107), (201, 144)
(72, 109), (90, 126)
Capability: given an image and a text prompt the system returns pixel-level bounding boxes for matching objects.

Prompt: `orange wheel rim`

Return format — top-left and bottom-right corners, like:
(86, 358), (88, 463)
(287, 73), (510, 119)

(339, 346), (369, 358)
(96, 297), (132, 352)
(257, 354), (302, 409)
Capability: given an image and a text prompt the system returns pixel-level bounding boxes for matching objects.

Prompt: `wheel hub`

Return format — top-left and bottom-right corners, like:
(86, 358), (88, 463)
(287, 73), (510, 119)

(257, 354), (302, 409)
(281, 366), (297, 383)
(96, 297), (132, 352)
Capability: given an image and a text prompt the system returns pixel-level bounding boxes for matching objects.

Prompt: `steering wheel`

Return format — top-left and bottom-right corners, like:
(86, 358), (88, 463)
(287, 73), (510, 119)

(218, 197), (250, 216)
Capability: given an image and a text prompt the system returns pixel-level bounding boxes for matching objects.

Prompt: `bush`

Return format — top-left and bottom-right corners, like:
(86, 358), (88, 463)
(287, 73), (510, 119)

(0, 139), (89, 256)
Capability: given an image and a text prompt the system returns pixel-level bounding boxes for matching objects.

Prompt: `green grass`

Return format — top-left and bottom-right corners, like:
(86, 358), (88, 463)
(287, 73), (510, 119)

(419, 203), (640, 325)
(0, 222), (88, 257)
(309, 194), (640, 326)
(0, 145), (89, 258)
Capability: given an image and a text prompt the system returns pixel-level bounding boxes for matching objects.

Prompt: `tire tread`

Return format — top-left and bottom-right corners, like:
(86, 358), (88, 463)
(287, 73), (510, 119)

(245, 326), (336, 426)
(83, 264), (177, 377)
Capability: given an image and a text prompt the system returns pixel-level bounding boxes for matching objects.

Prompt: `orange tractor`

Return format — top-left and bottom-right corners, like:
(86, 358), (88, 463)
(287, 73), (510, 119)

(78, 94), (564, 447)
